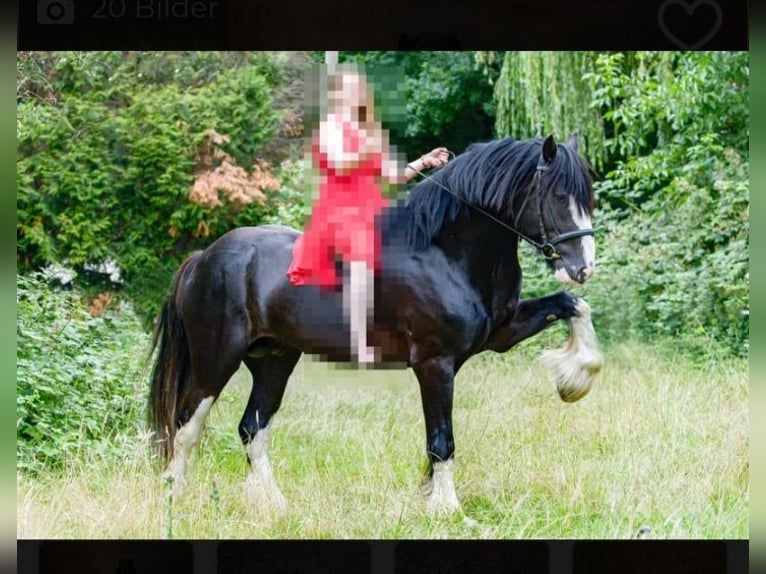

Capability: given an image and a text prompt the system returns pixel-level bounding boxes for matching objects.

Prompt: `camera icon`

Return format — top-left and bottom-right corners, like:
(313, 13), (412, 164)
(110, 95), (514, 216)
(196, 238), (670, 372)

(37, 0), (74, 24)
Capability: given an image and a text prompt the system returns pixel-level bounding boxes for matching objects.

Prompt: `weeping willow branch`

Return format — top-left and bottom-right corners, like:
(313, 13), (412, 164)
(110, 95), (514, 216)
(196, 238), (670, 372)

(492, 52), (606, 169)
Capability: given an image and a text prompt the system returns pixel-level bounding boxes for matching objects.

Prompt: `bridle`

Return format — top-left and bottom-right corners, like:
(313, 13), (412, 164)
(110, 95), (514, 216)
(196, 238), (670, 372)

(512, 163), (596, 260)
(409, 157), (595, 261)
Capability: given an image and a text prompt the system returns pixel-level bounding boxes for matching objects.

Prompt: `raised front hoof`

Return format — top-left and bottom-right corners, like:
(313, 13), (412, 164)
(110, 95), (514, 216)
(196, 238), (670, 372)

(551, 353), (602, 402)
(542, 298), (603, 403)
(542, 343), (604, 402)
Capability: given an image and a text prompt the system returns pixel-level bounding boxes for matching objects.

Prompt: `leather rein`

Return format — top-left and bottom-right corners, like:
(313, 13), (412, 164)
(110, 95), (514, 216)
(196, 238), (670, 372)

(408, 157), (595, 261)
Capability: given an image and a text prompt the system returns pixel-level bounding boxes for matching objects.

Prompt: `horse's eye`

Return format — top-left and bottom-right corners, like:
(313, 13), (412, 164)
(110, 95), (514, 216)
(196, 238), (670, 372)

(555, 193), (568, 205)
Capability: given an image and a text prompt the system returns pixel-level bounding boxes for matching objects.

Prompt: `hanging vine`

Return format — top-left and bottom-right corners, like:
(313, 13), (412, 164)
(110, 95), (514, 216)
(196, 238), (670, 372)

(489, 52), (607, 169)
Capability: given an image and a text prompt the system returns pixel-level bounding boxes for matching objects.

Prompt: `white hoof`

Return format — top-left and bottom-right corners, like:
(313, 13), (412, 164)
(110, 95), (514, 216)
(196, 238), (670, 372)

(426, 493), (461, 516)
(245, 475), (287, 515)
(244, 425), (287, 515)
(542, 298), (603, 403)
(160, 396), (215, 498)
(424, 460), (461, 516)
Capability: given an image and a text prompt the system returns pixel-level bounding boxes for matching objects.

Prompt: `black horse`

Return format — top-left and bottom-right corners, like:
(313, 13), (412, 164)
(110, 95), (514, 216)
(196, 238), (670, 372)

(147, 134), (603, 515)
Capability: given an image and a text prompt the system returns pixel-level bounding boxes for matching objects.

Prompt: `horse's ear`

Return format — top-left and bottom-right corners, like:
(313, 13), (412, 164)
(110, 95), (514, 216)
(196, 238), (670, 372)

(542, 134), (557, 164)
(566, 132), (579, 153)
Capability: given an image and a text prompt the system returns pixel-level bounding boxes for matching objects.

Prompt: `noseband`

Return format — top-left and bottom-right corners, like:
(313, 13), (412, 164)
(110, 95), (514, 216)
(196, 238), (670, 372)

(409, 160), (595, 261)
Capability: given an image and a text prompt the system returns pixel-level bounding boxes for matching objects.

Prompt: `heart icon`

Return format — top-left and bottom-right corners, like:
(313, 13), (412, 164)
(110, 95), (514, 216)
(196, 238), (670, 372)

(657, 0), (723, 49)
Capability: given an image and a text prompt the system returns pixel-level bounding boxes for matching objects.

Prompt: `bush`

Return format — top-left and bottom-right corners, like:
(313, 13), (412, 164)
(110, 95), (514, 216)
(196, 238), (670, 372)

(493, 51), (748, 359)
(17, 52), (283, 326)
(520, 147), (748, 359)
(258, 158), (313, 230)
(340, 51), (495, 155)
(16, 273), (150, 474)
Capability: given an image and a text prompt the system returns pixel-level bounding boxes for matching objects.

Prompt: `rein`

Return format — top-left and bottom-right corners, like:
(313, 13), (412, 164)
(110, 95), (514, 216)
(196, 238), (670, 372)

(408, 153), (595, 261)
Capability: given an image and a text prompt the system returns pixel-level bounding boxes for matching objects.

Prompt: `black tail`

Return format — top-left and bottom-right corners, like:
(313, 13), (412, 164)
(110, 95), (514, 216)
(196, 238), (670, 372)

(146, 252), (202, 462)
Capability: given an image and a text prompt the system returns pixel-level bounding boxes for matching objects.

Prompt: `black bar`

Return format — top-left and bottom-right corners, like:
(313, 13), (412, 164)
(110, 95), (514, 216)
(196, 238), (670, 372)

(17, 540), (749, 574)
(17, 0), (748, 50)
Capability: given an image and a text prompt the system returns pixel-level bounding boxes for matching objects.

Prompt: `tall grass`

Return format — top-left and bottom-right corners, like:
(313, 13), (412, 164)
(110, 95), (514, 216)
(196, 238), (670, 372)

(17, 339), (748, 539)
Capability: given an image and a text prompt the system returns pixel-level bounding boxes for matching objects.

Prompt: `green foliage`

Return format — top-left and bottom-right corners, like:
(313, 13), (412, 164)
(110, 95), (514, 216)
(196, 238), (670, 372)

(258, 158), (313, 230)
(586, 51), (749, 208)
(490, 52), (607, 169)
(16, 273), (150, 474)
(588, 52), (748, 357)
(400, 52), (495, 155)
(580, 151), (749, 359)
(341, 51), (495, 155)
(518, 51), (749, 358)
(17, 51), (281, 325)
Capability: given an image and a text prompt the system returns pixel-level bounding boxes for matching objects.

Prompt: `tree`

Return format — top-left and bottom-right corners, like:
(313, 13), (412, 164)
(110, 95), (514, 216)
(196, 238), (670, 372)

(340, 51), (495, 155)
(487, 51), (607, 169)
(17, 51), (286, 323)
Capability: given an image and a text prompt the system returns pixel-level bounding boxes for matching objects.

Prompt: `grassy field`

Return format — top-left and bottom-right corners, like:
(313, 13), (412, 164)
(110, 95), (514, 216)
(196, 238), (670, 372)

(17, 336), (748, 539)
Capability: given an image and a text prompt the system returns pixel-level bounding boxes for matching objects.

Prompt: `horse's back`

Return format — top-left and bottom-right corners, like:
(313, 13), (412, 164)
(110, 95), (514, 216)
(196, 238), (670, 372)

(196, 225), (298, 278)
(208, 224), (300, 253)
(179, 222), (485, 363)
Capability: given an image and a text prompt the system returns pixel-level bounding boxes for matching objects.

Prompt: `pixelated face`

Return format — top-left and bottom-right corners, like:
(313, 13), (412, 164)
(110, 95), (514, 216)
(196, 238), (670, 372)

(329, 69), (374, 123)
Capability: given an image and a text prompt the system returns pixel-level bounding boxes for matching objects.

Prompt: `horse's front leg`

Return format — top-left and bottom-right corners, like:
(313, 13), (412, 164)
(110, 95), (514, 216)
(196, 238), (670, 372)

(485, 291), (581, 352)
(486, 292), (603, 402)
(412, 356), (460, 516)
(541, 297), (603, 402)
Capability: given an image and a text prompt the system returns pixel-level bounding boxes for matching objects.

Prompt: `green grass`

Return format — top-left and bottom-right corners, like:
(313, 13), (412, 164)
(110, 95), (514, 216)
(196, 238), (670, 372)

(17, 338), (748, 539)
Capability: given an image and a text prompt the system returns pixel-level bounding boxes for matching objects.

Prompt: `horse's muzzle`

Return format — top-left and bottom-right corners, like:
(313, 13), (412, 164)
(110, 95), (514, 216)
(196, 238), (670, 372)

(554, 262), (594, 285)
(575, 264), (594, 284)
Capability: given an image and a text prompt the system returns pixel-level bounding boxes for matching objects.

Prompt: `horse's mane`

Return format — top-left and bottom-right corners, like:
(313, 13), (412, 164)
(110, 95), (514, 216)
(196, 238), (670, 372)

(389, 137), (594, 251)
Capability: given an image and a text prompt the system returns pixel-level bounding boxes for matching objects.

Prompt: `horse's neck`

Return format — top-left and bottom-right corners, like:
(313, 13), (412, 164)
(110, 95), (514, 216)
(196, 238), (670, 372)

(440, 220), (522, 313)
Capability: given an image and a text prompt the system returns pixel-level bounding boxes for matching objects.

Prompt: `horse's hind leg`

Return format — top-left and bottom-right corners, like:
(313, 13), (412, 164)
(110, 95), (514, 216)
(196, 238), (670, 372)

(164, 348), (244, 497)
(240, 347), (302, 513)
(163, 392), (215, 497)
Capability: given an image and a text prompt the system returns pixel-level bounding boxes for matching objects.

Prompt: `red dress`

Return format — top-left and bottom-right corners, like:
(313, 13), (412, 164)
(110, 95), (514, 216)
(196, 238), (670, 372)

(286, 120), (388, 288)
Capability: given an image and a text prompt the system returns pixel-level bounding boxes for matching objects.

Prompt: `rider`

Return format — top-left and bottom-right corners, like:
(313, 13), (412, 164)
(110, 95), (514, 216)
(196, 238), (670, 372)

(286, 63), (450, 364)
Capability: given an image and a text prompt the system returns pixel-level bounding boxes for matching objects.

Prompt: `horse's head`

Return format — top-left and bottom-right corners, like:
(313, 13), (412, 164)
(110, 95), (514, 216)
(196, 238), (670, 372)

(517, 134), (596, 285)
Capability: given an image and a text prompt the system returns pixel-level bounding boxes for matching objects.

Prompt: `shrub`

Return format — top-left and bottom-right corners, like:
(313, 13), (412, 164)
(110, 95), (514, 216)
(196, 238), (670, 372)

(519, 52), (749, 359)
(17, 52), (282, 326)
(520, 147), (748, 359)
(16, 273), (150, 474)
